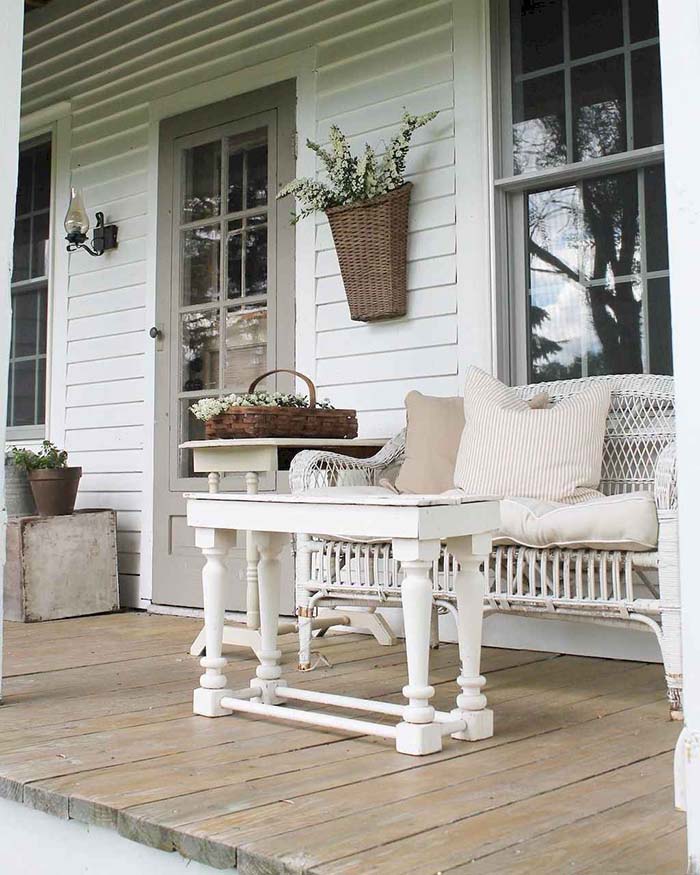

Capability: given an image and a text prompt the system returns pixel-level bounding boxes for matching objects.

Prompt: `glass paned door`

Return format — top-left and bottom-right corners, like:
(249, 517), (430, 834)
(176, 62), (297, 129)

(172, 119), (276, 482)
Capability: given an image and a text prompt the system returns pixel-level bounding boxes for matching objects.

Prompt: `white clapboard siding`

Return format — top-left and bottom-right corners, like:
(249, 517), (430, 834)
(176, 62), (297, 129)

(22, 0), (458, 605)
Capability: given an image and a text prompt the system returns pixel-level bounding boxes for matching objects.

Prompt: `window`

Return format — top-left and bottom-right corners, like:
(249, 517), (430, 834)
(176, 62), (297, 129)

(8, 136), (51, 434)
(498, 0), (670, 382)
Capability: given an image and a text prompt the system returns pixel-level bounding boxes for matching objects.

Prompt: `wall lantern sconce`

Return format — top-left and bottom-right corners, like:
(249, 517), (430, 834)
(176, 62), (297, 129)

(64, 187), (118, 257)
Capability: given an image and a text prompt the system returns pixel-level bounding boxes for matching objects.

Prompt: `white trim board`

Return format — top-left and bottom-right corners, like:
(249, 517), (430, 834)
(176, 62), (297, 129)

(0, 798), (228, 875)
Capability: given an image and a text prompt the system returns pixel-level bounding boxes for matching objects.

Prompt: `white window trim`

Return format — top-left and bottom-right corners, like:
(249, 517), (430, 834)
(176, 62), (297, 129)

(8, 101), (71, 446)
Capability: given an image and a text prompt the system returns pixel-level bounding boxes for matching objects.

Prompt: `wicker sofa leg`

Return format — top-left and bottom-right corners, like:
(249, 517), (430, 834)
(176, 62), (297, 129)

(658, 510), (683, 719)
(295, 534), (314, 671)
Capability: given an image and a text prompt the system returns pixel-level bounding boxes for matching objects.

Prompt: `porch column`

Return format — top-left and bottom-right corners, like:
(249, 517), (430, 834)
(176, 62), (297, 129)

(0, 0), (24, 703)
(659, 1), (700, 871)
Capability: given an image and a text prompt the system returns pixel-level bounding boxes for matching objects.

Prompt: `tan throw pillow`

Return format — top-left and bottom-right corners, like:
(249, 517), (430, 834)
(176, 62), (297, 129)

(394, 388), (550, 494)
(454, 367), (610, 501)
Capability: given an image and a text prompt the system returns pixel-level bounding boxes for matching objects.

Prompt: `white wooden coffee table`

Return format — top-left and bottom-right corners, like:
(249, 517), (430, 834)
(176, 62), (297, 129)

(181, 437), (387, 659)
(186, 491), (500, 755)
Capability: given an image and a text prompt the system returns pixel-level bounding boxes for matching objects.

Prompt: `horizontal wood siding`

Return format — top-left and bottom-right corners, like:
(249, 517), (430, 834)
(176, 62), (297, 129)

(22, 0), (459, 605)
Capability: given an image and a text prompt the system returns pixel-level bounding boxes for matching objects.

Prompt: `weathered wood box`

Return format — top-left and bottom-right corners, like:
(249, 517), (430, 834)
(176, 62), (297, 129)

(4, 510), (119, 622)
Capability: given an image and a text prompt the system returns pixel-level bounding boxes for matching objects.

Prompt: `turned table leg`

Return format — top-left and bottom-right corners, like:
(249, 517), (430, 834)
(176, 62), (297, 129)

(393, 538), (443, 755)
(193, 527), (236, 717)
(446, 534), (494, 741)
(250, 530), (288, 705)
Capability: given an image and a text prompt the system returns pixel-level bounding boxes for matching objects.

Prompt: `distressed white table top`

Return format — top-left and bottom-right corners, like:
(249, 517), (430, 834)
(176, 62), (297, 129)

(185, 491), (482, 506)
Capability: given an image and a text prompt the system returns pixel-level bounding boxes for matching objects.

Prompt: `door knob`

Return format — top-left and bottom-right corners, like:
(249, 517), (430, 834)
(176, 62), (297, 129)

(149, 326), (162, 339)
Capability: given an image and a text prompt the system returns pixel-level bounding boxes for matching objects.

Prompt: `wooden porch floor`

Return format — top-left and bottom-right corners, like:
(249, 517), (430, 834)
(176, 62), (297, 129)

(0, 613), (685, 874)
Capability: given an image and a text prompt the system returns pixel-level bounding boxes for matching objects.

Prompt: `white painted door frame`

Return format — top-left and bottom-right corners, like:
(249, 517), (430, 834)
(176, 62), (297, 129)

(0, 0), (24, 703)
(659, 0), (700, 870)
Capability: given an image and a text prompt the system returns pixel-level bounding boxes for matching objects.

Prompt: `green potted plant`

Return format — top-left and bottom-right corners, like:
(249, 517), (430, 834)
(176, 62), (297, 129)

(10, 441), (82, 517)
(277, 110), (438, 322)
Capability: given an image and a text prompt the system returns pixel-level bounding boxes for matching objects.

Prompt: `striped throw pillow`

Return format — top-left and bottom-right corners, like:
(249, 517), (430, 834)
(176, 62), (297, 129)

(453, 368), (611, 502)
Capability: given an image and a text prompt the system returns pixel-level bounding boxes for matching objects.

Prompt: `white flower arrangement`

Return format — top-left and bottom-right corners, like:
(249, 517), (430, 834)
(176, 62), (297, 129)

(277, 110), (438, 223)
(190, 391), (334, 422)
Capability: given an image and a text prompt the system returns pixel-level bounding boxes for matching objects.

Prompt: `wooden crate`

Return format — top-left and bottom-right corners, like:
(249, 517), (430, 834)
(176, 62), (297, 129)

(4, 510), (119, 622)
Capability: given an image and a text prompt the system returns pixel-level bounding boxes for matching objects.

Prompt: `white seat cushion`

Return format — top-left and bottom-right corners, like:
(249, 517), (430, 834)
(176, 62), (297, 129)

(495, 492), (659, 552)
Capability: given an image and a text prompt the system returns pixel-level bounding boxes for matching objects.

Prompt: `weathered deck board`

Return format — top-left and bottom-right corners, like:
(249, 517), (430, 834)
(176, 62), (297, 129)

(0, 613), (685, 874)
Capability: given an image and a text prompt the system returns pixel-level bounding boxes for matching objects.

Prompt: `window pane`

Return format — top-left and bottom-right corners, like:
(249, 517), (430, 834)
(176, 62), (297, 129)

(244, 224), (268, 296)
(15, 150), (32, 215)
(227, 148), (243, 213)
(12, 360), (37, 426)
(581, 172), (639, 281)
(572, 56), (626, 161)
(181, 226), (220, 305)
(12, 290), (39, 358)
(12, 217), (30, 282)
(569, 0), (623, 60)
(630, 0), (659, 42)
(648, 277), (673, 374)
(528, 185), (581, 280)
(227, 221), (242, 299)
(31, 210), (50, 279)
(246, 144), (268, 209)
(644, 165), (668, 272)
(510, 0), (563, 76)
(632, 46), (664, 148)
(36, 357), (46, 425)
(224, 307), (267, 392)
(512, 72), (566, 174)
(38, 286), (47, 353)
(182, 141), (221, 222)
(181, 310), (220, 392)
(33, 142), (51, 211)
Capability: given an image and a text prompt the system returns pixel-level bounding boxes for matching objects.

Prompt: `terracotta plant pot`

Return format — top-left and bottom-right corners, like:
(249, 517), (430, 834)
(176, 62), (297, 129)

(27, 467), (82, 517)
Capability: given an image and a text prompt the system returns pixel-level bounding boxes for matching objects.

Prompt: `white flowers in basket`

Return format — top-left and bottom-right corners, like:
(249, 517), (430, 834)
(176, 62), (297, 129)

(277, 110), (438, 223)
(190, 392), (334, 422)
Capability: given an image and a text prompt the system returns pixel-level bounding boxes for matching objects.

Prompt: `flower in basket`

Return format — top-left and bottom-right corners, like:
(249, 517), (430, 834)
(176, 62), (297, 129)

(276, 110), (439, 223)
(190, 392), (334, 422)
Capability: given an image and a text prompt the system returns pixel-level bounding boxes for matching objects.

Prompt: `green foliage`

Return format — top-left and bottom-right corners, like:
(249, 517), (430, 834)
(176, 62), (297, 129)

(10, 440), (69, 471)
(277, 110), (439, 223)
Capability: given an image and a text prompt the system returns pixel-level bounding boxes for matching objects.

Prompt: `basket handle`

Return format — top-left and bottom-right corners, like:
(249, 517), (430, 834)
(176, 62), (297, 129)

(248, 369), (317, 408)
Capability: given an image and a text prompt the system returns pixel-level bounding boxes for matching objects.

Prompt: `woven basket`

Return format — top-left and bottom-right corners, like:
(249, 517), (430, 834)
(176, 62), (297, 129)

(204, 369), (358, 440)
(326, 182), (412, 322)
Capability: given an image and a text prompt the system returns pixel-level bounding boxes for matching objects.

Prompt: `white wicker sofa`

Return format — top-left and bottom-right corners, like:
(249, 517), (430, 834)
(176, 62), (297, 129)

(290, 374), (681, 717)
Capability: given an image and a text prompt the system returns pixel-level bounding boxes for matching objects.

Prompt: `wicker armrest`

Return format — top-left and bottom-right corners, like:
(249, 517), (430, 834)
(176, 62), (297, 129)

(654, 441), (678, 511)
(289, 430), (406, 493)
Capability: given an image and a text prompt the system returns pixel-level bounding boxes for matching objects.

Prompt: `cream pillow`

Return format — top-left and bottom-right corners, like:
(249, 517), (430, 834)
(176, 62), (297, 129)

(393, 390), (550, 494)
(454, 368), (610, 501)
(495, 492), (658, 551)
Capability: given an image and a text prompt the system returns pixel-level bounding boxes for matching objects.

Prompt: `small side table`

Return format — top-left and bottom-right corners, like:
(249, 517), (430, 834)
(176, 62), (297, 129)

(180, 437), (387, 660)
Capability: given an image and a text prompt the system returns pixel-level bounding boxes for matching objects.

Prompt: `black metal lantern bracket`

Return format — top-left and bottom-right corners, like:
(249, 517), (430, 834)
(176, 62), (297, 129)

(65, 211), (118, 257)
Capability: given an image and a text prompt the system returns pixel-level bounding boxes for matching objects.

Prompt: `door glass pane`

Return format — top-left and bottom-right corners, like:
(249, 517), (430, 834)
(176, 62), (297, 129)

(581, 172), (639, 281)
(244, 224), (268, 296)
(182, 141), (221, 222)
(510, 0), (562, 76)
(648, 277), (673, 374)
(227, 221), (243, 298)
(182, 310), (220, 392)
(182, 226), (220, 305)
(179, 400), (206, 477)
(569, 0), (623, 60)
(227, 147), (244, 213)
(630, 0), (659, 42)
(512, 72), (566, 174)
(644, 165), (668, 272)
(246, 144), (268, 208)
(572, 56), (626, 161)
(224, 307), (267, 392)
(632, 46), (664, 148)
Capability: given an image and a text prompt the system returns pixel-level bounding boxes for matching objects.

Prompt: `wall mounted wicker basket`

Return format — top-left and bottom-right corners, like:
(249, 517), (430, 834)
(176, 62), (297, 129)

(204, 369), (358, 440)
(326, 182), (412, 322)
